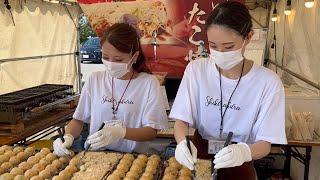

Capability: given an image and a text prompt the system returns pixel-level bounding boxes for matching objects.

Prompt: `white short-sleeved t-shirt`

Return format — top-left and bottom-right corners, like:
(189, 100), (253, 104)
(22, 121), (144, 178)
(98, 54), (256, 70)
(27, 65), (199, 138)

(73, 71), (168, 153)
(169, 58), (287, 144)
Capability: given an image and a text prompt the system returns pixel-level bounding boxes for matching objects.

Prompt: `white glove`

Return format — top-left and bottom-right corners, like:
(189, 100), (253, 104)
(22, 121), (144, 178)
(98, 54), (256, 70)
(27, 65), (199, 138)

(175, 139), (197, 170)
(213, 143), (252, 169)
(86, 121), (126, 150)
(53, 134), (74, 157)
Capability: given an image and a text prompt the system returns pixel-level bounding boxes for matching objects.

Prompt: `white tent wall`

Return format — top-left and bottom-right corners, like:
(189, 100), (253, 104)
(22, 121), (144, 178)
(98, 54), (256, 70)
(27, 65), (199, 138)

(266, 0), (320, 180)
(0, 0), (80, 94)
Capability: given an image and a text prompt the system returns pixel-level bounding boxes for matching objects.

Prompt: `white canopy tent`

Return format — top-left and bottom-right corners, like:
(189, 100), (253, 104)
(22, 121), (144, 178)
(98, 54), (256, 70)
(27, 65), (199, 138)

(0, 0), (82, 94)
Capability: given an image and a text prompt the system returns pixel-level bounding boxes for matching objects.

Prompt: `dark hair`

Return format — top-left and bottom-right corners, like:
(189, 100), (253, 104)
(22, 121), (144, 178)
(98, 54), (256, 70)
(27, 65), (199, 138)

(206, 1), (252, 38)
(101, 23), (150, 73)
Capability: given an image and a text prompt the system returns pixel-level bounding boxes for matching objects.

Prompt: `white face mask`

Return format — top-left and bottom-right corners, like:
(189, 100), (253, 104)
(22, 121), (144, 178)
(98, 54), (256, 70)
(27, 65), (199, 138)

(102, 55), (135, 79)
(209, 42), (245, 70)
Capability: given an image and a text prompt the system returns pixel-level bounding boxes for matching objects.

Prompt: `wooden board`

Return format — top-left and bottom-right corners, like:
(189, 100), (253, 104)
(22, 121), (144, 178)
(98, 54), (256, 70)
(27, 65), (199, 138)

(287, 140), (320, 147)
(0, 121), (24, 135)
(0, 108), (75, 145)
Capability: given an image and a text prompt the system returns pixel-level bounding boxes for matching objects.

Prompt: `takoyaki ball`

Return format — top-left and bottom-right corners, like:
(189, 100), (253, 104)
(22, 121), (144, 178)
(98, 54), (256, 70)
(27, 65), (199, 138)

(13, 175), (26, 180)
(162, 174), (177, 180)
(10, 167), (24, 176)
(40, 148), (50, 155)
(119, 158), (132, 165)
(129, 165), (143, 174)
(122, 154), (135, 161)
(0, 167), (5, 175)
(32, 163), (46, 173)
(69, 157), (80, 167)
(169, 161), (182, 170)
(137, 154), (148, 162)
(39, 169), (51, 179)
(16, 152), (26, 162)
(58, 170), (72, 179)
(9, 156), (20, 166)
(13, 147), (24, 154)
(145, 165), (157, 175)
(1, 162), (13, 172)
(29, 176), (44, 180)
(106, 174), (121, 180)
(18, 162), (32, 172)
(0, 155), (9, 164)
(58, 156), (69, 165)
(51, 159), (63, 169)
(24, 169), (38, 179)
(44, 165), (57, 175)
(38, 158), (49, 167)
(45, 153), (57, 163)
(149, 154), (160, 160)
(112, 169), (126, 178)
(146, 160), (159, 168)
(140, 172), (153, 179)
(132, 160), (146, 168)
(65, 165), (78, 174)
(177, 175), (192, 180)
(0, 145), (13, 152)
(0, 173), (14, 180)
(51, 176), (64, 180)
(4, 151), (15, 158)
(164, 167), (178, 176)
(24, 147), (36, 156)
(34, 153), (45, 160)
(27, 156), (39, 166)
(179, 167), (192, 176)
(116, 163), (130, 172)
(125, 171), (139, 180)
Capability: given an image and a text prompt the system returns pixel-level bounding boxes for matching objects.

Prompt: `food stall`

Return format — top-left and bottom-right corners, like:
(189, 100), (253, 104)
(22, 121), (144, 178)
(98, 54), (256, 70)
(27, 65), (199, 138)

(1, 0), (319, 179)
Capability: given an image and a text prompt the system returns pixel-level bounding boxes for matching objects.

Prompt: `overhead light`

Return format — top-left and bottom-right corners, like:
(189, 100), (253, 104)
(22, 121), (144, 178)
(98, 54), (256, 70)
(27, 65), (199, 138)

(271, 8), (278, 22)
(305, 0), (314, 8)
(285, 0), (292, 16)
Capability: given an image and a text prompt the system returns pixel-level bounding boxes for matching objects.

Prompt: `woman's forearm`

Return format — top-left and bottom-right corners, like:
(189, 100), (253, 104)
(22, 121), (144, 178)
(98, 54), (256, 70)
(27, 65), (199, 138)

(65, 119), (84, 139)
(124, 127), (157, 141)
(249, 140), (271, 160)
(174, 120), (189, 143)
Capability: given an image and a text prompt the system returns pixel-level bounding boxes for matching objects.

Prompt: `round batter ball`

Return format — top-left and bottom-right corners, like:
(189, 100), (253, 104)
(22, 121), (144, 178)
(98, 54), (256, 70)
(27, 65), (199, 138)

(29, 176), (44, 180)
(51, 159), (63, 169)
(40, 148), (50, 155)
(32, 163), (45, 173)
(58, 157), (69, 165)
(13, 147), (24, 154)
(112, 169), (126, 178)
(145, 165), (157, 175)
(16, 152), (27, 162)
(132, 159), (146, 168)
(68, 158), (80, 167)
(51, 176), (64, 180)
(0, 149), (5, 155)
(125, 171), (139, 180)
(137, 154), (148, 162)
(119, 158), (132, 165)
(34, 153), (45, 160)
(177, 175), (192, 180)
(58, 170), (72, 179)
(116, 163), (130, 172)
(106, 174), (121, 180)
(45, 153), (57, 163)
(122, 154), (135, 161)
(24, 169), (37, 179)
(0, 173), (14, 180)
(1, 162), (13, 171)
(164, 167), (178, 176)
(65, 165), (78, 174)
(45, 165), (58, 175)
(0, 145), (13, 152)
(162, 174), (177, 180)
(129, 165), (143, 174)
(0, 167), (5, 175)
(38, 158), (50, 167)
(146, 160), (158, 167)
(0, 155), (9, 164)
(13, 175), (26, 180)
(10, 167), (24, 176)
(24, 147), (36, 156)
(18, 162), (32, 172)
(179, 167), (192, 176)
(140, 172), (153, 179)
(39, 169), (51, 179)
(9, 156), (20, 166)
(169, 161), (182, 170)
(4, 151), (14, 158)
(27, 156), (38, 166)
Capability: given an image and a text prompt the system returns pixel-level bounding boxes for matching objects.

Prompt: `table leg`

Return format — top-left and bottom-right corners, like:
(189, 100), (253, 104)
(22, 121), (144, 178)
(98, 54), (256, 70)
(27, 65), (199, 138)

(284, 145), (292, 178)
(304, 146), (312, 180)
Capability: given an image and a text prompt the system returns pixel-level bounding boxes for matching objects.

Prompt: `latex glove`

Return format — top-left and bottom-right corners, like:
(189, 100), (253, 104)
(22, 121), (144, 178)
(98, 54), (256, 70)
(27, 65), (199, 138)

(213, 143), (252, 169)
(86, 121), (126, 150)
(53, 134), (74, 157)
(175, 139), (198, 170)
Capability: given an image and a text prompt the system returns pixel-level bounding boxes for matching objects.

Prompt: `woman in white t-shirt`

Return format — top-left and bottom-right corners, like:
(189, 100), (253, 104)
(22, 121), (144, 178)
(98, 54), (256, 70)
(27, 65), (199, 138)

(53, 22), (167, 155)
(170, 1), (287, 179)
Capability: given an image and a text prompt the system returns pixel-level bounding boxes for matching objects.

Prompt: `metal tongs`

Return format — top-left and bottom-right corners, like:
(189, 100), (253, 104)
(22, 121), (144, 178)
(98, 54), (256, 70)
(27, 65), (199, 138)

(210, 132), (233, 180)
(80, 123), (105, 162)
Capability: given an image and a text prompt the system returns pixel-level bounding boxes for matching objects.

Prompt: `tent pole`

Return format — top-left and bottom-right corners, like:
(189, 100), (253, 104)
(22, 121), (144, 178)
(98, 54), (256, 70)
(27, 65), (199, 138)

(268, 60), (320, 90)
(0, 53), (75, 63)
(76, 13), (82, 93)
